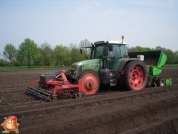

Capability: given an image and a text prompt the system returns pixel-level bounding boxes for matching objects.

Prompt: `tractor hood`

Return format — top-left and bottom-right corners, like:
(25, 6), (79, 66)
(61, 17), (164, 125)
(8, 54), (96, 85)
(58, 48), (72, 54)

(71, 59), (102, 75)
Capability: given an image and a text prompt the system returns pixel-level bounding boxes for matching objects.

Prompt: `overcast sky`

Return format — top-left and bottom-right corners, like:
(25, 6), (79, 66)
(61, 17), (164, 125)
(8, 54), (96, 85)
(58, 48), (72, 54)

(0, 0), (178, 56)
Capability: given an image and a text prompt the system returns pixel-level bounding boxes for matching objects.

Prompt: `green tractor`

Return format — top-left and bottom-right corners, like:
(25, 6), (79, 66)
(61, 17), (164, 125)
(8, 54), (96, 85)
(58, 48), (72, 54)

(27, 37), (172, 101)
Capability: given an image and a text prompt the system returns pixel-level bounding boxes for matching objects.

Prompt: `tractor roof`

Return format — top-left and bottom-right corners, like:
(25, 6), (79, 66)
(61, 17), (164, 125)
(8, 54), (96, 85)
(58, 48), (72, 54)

(94, 40), (127, 45)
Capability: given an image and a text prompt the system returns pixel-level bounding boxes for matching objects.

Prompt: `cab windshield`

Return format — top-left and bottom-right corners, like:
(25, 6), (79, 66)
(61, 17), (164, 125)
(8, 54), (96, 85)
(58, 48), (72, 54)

(93, 44), (127, 59)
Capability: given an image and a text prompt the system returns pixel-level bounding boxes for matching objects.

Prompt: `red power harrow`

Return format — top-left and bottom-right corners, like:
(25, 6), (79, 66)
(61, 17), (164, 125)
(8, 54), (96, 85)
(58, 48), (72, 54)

(27, 69), (100, 101)
(26, 70), (83, 101)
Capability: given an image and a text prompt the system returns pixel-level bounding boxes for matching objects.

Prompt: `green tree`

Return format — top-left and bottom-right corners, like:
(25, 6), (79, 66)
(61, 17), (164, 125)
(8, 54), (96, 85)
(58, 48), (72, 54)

(174, 50), (178, 63)
(33, 47), (42, 67)
(69, 43), (84, 64)
(54, 45), (70, 66)
(128, 46), (153, 52)
(16, 49), (24, 67)
(18, 38), (39, 67)
(40, 42), (53, 67)
(155, 46), (175, 63)
(0, 58), (9, 67)
(3, 44), (17, 65)
(155, 46), (166, 52)
(164, 49), (176, 63)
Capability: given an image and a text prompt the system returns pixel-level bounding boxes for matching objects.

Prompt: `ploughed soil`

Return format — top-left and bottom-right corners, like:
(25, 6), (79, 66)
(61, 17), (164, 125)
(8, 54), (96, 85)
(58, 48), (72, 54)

(0, 67), (178, 134)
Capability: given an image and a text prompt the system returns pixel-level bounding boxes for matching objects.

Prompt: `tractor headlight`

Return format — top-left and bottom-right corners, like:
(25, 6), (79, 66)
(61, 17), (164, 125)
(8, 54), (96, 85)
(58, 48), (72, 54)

(70, 63), (82, 76)
(70, 67), (75, 71)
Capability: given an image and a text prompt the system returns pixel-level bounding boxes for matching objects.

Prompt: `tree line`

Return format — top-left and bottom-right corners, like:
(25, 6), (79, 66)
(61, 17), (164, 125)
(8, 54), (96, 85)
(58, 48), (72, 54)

(1, 38), (178, 67)
(0, 38), (91, 67)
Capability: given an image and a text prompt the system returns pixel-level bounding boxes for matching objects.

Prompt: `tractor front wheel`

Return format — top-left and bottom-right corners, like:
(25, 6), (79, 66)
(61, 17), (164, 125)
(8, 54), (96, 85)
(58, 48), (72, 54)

(120, 60), (148, 91)
(78, 70), (100, 95)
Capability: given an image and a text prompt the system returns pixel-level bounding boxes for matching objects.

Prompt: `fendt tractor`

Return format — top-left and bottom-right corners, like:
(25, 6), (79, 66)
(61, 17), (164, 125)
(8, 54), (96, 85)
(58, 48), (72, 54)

(27, 36), (172, 101)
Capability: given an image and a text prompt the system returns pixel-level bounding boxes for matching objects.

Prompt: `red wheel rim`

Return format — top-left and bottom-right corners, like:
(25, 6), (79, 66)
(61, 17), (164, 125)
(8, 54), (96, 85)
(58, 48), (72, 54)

(81, 73), (99, 95)
(129, 65), (145, 90)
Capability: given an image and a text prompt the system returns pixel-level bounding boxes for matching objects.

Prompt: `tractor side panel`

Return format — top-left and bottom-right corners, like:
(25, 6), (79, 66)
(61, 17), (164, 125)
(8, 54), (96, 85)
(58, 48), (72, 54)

(82, 59), (102, 72)
(111, 59), (122, 72)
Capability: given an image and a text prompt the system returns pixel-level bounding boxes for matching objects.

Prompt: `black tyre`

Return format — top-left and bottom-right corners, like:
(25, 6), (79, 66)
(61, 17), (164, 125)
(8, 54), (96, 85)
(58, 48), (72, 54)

(119, 60), (148, 91)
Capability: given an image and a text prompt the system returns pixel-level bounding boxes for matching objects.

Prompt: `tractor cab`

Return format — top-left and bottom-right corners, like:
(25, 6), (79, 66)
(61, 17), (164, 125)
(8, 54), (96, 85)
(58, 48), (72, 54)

(93, 41), (128, 59)
(92, 40), (128, 69)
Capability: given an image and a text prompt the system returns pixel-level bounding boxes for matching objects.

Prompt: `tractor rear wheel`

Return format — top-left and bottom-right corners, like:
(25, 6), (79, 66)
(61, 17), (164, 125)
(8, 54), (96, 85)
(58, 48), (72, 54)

(78, 70), (100, 95)
(120, 60), (148, 91)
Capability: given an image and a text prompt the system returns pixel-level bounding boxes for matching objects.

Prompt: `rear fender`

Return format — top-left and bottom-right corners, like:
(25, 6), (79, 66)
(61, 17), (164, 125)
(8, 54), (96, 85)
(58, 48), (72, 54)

(111, 59), (135, 85)
(117, 59), (136, 75)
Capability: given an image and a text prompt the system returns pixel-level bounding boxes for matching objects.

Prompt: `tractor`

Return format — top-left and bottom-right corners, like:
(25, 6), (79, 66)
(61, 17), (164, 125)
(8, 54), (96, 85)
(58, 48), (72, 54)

(27, 36), (172, 101)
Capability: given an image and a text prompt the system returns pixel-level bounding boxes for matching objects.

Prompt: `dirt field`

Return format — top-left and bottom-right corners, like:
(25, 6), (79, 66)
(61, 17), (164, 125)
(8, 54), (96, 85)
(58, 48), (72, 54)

(0, 67), (178, 134)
